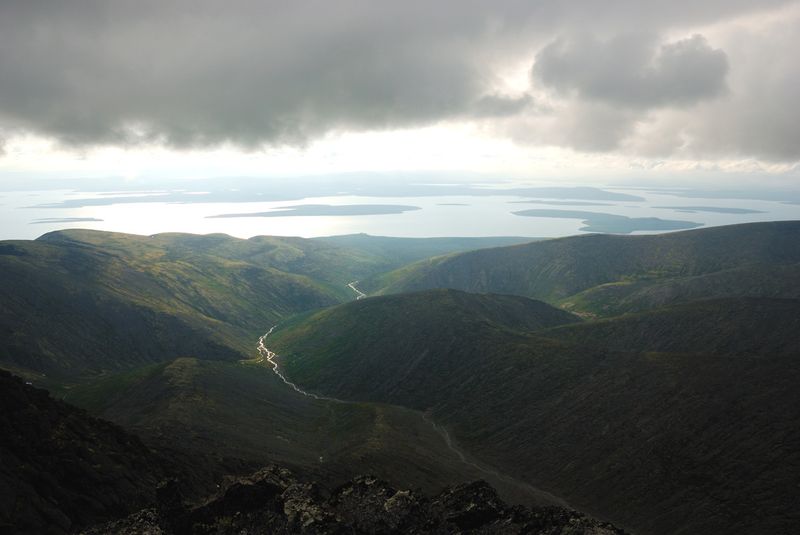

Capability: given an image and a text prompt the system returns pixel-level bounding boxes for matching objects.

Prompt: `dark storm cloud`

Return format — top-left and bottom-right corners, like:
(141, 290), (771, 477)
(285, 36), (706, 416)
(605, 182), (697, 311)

(0, 1), (534, 148)
(0, 0), (795, 160)
(533, 34), (729, 108)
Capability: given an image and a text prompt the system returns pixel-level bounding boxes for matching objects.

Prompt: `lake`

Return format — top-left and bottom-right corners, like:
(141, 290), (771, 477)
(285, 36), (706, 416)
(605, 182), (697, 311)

(2, 180), (799, 241)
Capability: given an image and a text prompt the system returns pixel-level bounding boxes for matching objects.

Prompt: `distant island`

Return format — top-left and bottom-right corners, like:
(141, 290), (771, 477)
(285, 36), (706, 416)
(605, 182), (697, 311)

(512, 209), (702, 233)
(207, 204), (421, 218)
(653, 205), (764, 214)
(509, 200), (614, 206)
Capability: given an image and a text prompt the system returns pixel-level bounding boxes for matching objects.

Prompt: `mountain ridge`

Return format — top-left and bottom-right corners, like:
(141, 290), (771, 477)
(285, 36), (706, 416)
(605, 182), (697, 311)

(365, 221), (800, 316)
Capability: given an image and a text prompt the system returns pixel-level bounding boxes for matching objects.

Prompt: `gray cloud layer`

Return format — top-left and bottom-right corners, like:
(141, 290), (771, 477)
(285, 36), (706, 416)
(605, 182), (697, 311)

(0, 0), (796, 161)
(534, 34), (729, 108)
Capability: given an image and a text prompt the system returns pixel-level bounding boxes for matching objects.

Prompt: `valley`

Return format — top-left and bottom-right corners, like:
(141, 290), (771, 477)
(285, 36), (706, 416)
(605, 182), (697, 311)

(256, 323), (568, 509)
(269, 290), (800, 533)
(1, 221), (799, 534)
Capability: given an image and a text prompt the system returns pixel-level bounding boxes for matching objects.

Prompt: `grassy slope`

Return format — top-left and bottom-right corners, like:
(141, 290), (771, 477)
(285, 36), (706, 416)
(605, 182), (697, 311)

(40, 229), (344, 324)
(371, 221), (800, 316)
(0, 239), (242, 382)
(0, 232), (339, 381)
(316, 234), (538, 284)
(559, 262), (800, 316)
(0, 229), (549, 381)
(269, 289), (580, 405)
(56, 231), (539, 300)
(64, 356), (555, 507)
(545, 297), (800, 356)
(269, 291), (800, 535)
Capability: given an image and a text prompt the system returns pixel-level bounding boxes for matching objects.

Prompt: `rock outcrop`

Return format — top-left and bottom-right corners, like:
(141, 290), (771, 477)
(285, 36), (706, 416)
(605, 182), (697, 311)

(0, 370), (168, 534)
(86, 465), (625, 534)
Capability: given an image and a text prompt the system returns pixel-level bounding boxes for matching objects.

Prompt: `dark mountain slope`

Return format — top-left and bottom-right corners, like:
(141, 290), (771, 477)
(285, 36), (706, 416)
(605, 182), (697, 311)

(269, 289), (580, 406)
(561, 262), (800, 316)
(0, 370), (168, 534)
(545, 297), (800, 356)
(270, 292), (800, 534)
(1, 368), (623, 535)
(368, 221), (800, 315)
(64, 356), (559, 508)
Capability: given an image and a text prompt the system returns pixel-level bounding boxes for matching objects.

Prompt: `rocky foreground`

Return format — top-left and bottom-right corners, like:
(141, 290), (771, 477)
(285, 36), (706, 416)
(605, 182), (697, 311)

(85, 465), (625, 534)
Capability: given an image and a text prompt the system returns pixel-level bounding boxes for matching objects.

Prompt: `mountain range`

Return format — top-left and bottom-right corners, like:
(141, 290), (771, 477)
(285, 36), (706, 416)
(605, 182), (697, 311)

(1, 221), (798, 534)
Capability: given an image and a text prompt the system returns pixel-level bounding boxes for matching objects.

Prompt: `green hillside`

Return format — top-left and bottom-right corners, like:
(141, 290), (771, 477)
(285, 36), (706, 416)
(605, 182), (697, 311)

(53, 230), (377, 300)
(314, 233), (538, 278)
(270, 289), (579, 406)
(367, 221), (800, 316)
(48, 230), (538, 300)
(0, 232), (338, 381)
(0, 229), (546, 381)
(0, 228), (577, 526)
(270, 291), (800, 534)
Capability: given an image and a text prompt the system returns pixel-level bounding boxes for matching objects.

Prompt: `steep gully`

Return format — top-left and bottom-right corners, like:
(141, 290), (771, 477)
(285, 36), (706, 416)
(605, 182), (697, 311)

(255, 281), (569, 508)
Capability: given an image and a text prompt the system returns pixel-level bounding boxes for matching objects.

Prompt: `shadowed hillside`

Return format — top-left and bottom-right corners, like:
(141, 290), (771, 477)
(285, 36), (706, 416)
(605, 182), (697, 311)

(270, 289), (580, 406)
(3, 223), (799, 533)
(366, 221), (800, 316)
(0, 370), (169, 533)
(270, 291), (800, 534)
(545, 297), (800, 356)
(1, 369), (623, 534)
(0, 229), (538, 382)
(64, 355), (565, 509)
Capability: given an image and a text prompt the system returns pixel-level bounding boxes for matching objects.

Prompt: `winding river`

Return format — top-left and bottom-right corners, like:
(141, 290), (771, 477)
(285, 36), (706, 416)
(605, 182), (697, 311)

(347, 280), (367, 299)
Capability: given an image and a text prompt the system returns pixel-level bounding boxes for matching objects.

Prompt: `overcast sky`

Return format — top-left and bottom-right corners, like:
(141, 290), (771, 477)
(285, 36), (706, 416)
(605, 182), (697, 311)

(0, 1), (798, 186)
